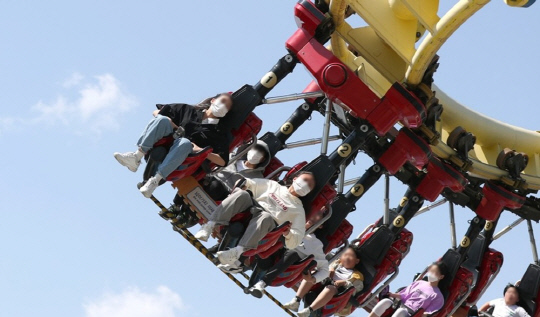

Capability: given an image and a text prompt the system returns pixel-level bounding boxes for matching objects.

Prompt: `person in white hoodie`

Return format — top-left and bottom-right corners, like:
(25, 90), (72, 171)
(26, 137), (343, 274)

(194, 171), (316, 267)
(247, 210), (330, 298)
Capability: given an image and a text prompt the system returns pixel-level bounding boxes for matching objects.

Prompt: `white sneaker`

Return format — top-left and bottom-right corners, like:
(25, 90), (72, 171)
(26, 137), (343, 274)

(283, 298), (300, 312)
(140, 176), (160, 198)
(217, 248), (241, 265)
(114, 152), (141, 172)
(297, 307), (311, 317)
(217, 261), (243, 274)
(248, 280), (266, 298)
(194, 222), (214, 242)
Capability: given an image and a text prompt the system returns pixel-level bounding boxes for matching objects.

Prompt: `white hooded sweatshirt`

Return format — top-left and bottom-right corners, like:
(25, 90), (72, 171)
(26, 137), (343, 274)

(245, 178), (306, 249)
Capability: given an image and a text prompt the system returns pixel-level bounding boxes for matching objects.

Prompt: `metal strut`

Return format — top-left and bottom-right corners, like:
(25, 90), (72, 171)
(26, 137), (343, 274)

(527, 220), (539, 264)
(321, 98), (332, 155)
(262, 91), (324, 104)
(147, 194), (296, 317)
(383, 173), (390, 225)
(492, 218), (525, 240)
(449, 202), (457, 250)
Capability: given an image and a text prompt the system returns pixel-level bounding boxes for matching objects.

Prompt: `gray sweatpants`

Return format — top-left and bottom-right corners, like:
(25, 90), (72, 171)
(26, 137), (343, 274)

(209, 189), (277, 250)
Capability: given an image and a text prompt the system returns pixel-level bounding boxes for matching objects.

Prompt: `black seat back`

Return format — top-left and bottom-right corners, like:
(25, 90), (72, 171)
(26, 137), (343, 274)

(219, 85), (261, 131)
(518, 263), (540, 315)
(438, 249), (463, 299)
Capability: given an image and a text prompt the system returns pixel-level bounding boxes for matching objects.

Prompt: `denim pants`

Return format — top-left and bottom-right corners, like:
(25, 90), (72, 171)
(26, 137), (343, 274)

(137, 115), (193, 177)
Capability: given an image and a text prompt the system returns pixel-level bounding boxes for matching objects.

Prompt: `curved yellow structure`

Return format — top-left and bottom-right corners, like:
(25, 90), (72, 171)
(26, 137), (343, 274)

(328, 0), (540, 190)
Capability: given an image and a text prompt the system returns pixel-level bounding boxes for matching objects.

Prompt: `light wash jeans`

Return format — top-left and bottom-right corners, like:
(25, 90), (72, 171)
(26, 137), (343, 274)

(137, 115), (193, 177)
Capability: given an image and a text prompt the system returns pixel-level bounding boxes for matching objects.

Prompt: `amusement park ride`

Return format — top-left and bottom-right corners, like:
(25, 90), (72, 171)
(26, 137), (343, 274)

(138, 0), (540, 316)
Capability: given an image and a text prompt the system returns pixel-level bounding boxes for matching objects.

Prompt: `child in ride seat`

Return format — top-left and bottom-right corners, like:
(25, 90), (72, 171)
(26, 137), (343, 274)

(113, 93), (234, 198)
(369, 262), (447, 317)
(283, 245), (364, 317)
(479, 284), (530, 317)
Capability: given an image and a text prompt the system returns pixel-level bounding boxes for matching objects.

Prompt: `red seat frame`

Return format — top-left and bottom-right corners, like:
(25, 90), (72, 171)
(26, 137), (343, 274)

(466, 248), (503, 305)
(269, 254), (317, 287)
(324, 219), (354, 254)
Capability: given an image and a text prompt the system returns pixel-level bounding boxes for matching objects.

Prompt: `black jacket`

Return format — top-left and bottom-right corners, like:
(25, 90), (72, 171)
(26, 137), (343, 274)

(157, 103), (231, 164)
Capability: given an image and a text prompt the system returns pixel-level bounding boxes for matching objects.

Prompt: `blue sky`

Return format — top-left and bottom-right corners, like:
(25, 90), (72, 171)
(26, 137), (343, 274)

(1, 1), (539, 317)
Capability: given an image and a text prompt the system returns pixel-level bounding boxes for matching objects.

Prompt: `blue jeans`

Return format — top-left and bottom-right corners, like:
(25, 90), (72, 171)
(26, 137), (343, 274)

(137, 115), (193, 177)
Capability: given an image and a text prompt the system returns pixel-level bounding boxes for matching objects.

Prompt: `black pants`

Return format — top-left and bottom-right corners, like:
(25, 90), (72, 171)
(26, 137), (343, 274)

(257, 249), (302, 285)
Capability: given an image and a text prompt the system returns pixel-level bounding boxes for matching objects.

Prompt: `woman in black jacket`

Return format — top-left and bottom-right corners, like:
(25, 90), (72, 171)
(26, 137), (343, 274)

(114, 93), (234, 197)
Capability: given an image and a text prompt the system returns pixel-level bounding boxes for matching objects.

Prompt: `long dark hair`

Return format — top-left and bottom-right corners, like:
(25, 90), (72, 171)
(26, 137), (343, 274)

(194, 92), (231, 111)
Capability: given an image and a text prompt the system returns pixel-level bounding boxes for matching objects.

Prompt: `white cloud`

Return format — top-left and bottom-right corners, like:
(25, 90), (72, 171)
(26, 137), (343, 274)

(0, 72), (137, 136)
(62, 72), (84, 88)
(84, 286), (186, 317)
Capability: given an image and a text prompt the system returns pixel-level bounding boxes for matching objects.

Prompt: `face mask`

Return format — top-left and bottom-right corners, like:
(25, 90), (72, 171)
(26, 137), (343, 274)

(426, 272), (439, 283)
(210, 101), (229, 118)
(247, 149), (264, 164)
(292, 178), (311, 197)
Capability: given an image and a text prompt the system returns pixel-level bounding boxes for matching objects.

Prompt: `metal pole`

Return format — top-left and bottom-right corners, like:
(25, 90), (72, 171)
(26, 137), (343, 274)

(527, 220), (539, 264)
(343, 177), (360, 187)
(492, 218), (525, 240)
(283, 135), (341, 149)
(413, 198), (447, 217)
(449, 202), (457, 249)
(383, 173), (390, 225)
(262, 91), (325, 104)
(321, 98), (332, 155)
(337, 163), (346, 194)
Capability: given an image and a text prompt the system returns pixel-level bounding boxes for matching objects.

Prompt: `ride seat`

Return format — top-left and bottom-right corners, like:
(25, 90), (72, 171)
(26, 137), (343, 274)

(517, 263), (540, 316)
(243, 221), (291, 259)
(166, 146), (213, 182)
(320, 286), (356, 317)
(324, 219), (353, 253)
(269, 255), (317, 287)
(263, 157), (285, 179)
(349, 227), (413, 311)
(229, 112), (263, 150)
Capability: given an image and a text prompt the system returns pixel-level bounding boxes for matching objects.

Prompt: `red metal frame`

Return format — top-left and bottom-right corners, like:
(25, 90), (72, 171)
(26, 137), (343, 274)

(286, 2), (425, 136)
(324, 219), (354, 254)
(475, 181), (525, 221)
(378, 128), (432, 175)
(416, 157), (467, 202)
(466, 248), (503, 305)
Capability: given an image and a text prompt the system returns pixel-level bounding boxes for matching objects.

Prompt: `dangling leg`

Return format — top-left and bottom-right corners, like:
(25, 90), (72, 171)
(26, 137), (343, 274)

(114, 115), (173, 172)
(140, 137), (192, 197)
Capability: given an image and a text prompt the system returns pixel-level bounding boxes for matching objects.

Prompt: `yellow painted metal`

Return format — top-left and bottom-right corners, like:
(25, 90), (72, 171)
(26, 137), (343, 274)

(406, 0), (490, 86)
(328, 0), (540, 189)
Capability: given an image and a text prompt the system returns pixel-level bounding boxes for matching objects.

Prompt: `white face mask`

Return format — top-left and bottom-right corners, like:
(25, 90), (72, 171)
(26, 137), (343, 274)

(426, 272), (439, 283)
(210, 101), (229, 118)
(292, 178), (311, 197)
(247, 149), (264, 165)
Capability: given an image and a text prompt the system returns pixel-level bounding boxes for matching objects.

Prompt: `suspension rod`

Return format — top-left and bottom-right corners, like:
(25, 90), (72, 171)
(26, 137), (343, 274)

(527, 220), (539, 264)
(284, 135), (340, 149)
(262, 91), (325, 104)
(321, 98), (332, 155)
(414, 198), (448, 218)
(383, 173), (390, 226)
(449, 202), (457, 249)
(337, 163), (346, 194)
(492, 218), (525, 240)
